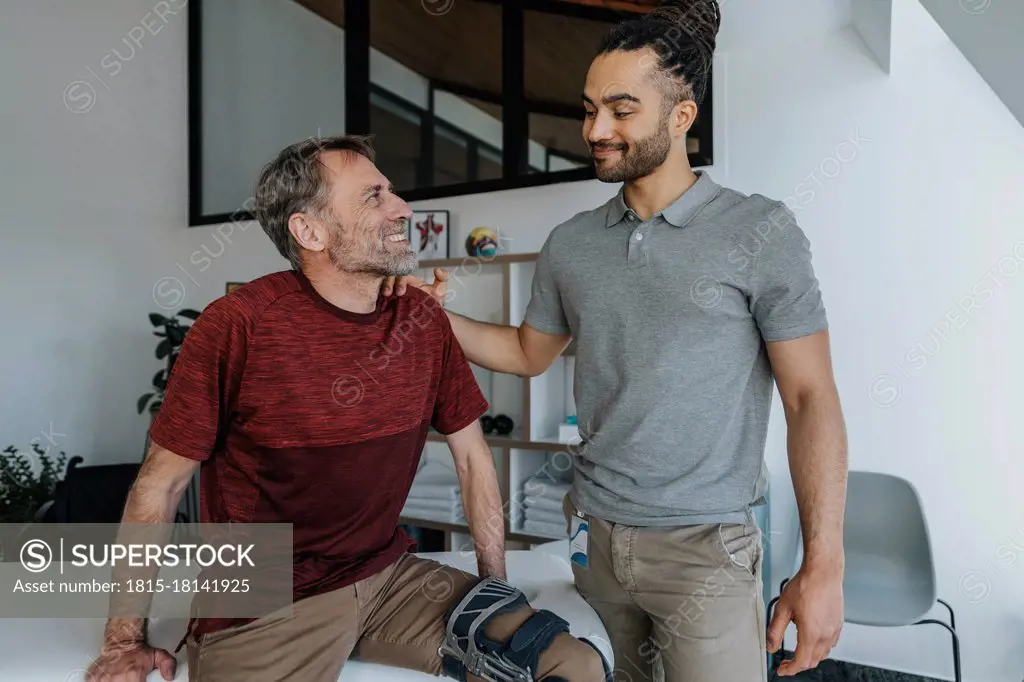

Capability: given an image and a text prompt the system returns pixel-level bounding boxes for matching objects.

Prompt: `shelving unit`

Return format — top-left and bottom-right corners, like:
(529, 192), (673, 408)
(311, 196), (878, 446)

(400, 252), (577, 551)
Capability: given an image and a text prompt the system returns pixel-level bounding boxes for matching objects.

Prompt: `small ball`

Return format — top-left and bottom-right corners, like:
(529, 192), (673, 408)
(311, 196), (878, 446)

(466, 227), (499, 258)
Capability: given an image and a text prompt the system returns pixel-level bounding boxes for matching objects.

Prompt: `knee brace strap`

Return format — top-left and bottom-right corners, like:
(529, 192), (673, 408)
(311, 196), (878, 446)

(439, 576), (570, 682)
(493, 608), (570, 675)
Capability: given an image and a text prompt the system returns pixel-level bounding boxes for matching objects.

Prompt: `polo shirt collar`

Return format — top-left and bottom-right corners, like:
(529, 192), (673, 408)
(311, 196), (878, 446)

(605, 170), (721, 228)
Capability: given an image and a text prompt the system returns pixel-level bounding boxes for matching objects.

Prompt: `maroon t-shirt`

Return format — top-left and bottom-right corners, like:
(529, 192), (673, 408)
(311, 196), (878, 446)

(148, 269), (488, 642)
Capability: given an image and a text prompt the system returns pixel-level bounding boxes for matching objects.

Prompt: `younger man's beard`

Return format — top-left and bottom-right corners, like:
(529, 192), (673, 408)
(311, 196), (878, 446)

(593, 117), (673, 183)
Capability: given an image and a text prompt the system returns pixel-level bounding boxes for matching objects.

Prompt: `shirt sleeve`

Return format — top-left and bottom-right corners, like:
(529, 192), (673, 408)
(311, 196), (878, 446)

(431, 308), (490, 435)
(523, 230), (572, 335)
(148, 297), (250, 461)
(750, 203), (829, 342)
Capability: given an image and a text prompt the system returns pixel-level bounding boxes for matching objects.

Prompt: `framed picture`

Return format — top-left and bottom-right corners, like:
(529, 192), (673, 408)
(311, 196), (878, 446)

(225, 282), (246, 295)
(409, 210), (450, 260)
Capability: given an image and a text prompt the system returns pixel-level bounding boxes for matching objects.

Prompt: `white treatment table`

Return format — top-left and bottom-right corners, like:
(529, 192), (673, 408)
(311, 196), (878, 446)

(1, 545), (611, 681)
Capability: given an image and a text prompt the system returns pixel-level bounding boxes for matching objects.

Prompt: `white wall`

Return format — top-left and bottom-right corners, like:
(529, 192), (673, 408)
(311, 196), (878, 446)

(2, 0), (1022, 679)
(202, 0), (346, 216)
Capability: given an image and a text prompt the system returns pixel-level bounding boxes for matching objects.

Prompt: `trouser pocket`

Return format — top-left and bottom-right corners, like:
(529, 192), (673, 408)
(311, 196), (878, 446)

(713, 522), (762, 580)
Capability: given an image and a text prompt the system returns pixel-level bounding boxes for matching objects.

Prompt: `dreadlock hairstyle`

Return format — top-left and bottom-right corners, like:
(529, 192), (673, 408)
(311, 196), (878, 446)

(596, 0), (721, 112)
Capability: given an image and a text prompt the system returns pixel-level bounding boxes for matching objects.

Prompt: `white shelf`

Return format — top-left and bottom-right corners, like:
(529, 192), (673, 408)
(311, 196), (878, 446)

(403, 251), (579, 550)
(510, 522), (567, 542)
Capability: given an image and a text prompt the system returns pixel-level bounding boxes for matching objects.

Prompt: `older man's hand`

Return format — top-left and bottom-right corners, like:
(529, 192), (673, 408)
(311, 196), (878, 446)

(766, 561), (844, 676)
(86, 640), (177, 682)
(382, 268), (449, 306)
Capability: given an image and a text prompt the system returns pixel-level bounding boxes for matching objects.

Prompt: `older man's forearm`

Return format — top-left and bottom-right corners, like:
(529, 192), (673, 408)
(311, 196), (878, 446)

(787, 390), (848, 573)
(102, 467), (186, 647)
(457, 452), (507, 580)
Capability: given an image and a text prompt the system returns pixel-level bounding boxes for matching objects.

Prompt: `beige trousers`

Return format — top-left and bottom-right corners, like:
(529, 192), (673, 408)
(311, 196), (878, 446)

(563, 494), (767, 682)
(186, 551), (608, 681)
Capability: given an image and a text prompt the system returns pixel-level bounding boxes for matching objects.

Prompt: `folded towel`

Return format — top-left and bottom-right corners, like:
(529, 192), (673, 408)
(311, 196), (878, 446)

(407, 461), (461, 498)
(402, 503), (467, 525)
(408, 485), (461, 500)
(522, 519), (567, 539)
(525, 507), (566, 526)
(413, 461), (460, 484)
(402, 497), (464, 513)
(523, 495), (563, 514)
(422, 447), (457, 469)
(408, 481), (461, 497)
(522, 477), (571, 503)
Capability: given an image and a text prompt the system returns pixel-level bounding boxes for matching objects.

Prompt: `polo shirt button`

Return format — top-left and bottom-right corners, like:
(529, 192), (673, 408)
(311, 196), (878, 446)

(635, 233), (643, 241)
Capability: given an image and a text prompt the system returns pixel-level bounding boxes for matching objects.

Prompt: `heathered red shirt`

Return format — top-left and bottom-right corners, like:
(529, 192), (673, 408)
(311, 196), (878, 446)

(148, 269), (488, 642)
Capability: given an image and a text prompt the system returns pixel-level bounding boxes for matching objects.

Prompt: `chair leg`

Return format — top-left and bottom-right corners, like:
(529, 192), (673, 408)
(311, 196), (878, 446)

(914, 618), (961, 682)
(937, 597), (956, 631)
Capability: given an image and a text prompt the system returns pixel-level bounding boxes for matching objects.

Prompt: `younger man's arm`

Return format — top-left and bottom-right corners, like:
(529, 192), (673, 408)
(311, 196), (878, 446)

(392, 228), (573, 377)
(445, 313), (570, 378)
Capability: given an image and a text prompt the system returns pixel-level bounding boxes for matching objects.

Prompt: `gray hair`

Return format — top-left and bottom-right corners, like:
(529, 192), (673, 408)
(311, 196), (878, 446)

(253, 134), (376, 270)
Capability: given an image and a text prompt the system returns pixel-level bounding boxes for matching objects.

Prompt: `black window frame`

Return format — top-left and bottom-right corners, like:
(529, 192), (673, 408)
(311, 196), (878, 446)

(187, 0), (714, 226)
(369, 82), (542, 190)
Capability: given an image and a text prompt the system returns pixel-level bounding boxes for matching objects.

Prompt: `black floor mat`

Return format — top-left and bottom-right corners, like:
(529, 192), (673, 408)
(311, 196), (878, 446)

(769, 658), (944, 681)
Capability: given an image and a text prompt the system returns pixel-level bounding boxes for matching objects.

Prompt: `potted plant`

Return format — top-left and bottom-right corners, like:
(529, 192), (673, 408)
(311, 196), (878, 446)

(0, 443), (68, 524)
(137, 309), (201, 418)
(0, 443), (71, 557)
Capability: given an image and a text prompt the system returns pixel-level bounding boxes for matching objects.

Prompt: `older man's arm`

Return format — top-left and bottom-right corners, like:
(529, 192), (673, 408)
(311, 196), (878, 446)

(86, 443), (199, 682)
(446, 420), (506, 580)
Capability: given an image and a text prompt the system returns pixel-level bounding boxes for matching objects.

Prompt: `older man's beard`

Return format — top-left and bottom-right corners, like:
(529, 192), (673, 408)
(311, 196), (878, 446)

(592, 117), (673, 183)
(326, 217), (417, 277)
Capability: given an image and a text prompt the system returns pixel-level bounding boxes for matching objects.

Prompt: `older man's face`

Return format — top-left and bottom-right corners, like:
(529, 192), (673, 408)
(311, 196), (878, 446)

(318, 150), (416, 277)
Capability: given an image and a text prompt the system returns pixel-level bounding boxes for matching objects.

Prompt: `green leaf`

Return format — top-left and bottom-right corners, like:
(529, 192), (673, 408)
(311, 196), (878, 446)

(177, 309), (202, 320)
(149, 313), (169, 327)
(153, 369), (167, 391)
(166, 325), (186, 346)
(156, 338), (172, 359)
(153, 331), (166, 337)
(137, 393), (154, 414)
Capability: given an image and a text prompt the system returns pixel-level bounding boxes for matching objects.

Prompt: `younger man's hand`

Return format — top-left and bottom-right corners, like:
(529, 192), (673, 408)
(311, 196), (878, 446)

(383, 268), (449, 306)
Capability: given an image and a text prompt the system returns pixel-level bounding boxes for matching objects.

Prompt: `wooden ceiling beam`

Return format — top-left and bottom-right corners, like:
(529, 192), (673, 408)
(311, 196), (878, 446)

(547, 0), (656, 14)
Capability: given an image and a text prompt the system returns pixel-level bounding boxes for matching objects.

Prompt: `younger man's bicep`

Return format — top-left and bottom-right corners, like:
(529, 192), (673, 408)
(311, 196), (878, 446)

(751, 208), (828, 342)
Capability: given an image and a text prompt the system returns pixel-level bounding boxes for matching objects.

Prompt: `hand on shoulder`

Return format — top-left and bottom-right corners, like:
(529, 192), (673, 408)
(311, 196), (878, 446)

(383, 268), (449, 307)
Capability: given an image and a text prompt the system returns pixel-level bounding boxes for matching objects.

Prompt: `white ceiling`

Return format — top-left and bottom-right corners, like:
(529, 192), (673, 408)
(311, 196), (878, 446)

(918, 0), (1024, 129)
(715, 0), (854, 52)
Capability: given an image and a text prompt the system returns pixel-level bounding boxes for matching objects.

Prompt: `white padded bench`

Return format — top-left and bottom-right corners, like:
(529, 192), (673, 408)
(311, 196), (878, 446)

(2, 547), (611, 681)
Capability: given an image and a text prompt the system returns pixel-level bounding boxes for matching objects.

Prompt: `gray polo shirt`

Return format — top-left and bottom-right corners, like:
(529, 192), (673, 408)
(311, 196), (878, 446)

(524, 171), (828, 527)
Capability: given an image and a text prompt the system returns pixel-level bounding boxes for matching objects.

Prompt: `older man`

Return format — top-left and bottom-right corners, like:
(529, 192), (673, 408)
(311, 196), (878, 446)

(86, 135), (610, 682)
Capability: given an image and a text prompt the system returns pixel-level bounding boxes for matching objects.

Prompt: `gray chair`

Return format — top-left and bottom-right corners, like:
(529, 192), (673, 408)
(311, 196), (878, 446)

(767, 470), (960, 681)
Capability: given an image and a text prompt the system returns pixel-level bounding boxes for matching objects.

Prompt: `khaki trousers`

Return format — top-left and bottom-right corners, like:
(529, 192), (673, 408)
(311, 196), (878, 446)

(185, 551), (608, 681)
(563, 494), (767, 682)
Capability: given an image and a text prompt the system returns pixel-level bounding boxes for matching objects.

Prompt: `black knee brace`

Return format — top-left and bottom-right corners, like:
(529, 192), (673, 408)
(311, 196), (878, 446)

(439, 576), (580, 681)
